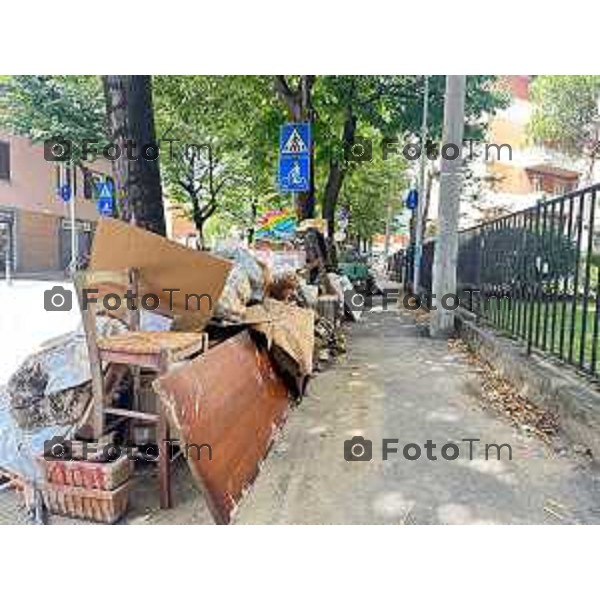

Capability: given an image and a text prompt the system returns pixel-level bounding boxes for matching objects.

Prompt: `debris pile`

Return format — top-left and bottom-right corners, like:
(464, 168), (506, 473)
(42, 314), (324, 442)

(314, 315), (346, 369)
(1, 218), (366, 525)
(7, 316), (127, 429)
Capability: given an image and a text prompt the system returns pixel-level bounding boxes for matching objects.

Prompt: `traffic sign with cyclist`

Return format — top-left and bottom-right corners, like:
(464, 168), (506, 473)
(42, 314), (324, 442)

(278, 123), (311, 193)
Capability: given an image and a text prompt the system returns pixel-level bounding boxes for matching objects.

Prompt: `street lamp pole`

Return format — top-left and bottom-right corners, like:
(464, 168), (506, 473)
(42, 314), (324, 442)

(63, 162), (77, 276)
(413, 75), (429, 294)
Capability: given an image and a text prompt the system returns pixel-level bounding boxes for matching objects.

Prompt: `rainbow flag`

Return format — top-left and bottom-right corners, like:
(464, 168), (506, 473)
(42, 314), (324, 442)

(256, 208), (296, 240)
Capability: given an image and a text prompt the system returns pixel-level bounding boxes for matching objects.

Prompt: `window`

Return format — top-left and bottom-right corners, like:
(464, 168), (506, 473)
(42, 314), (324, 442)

(554, 179), (576, 195)
(65, 165), (72, 191)
(83, 171), (114, 201)
(83, 168), (94, 199)
(0, 141), (10, 180)
(554, 182), (565, 195)
(531, 174), (543, 192)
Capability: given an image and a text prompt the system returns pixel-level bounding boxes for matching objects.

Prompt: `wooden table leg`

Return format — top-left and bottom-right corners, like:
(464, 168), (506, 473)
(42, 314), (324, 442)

(158, 407), (171, 509)
(158, 349), (172, 509)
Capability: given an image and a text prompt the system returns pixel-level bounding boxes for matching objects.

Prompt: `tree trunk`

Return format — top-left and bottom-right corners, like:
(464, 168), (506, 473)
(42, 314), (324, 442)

(102, 75), (166, 236)
(321, 108), (357, 238)
(196, 226), (205, 250)
(247, 197), (258, 245)
(322, 160), (345, 239)
(191, 203), (206, 250)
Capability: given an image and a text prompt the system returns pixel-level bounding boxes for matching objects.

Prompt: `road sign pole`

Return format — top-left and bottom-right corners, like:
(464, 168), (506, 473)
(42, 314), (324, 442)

(384, 197), (392, 262)
(292, 192), (297, 220)
(64, 163), (77, 276)
(70, 182), (77, 272)
(5, 247), (11, 285)
(413, 75), (429, 294)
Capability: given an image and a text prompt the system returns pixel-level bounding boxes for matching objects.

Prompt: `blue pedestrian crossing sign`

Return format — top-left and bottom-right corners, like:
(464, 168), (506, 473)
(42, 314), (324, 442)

(278, 122), (311, 193)
(96, 180), (114, 216)
(280, 123), (311, 155)
(406, 189), (419, 210)
(59, 184), (71, 202)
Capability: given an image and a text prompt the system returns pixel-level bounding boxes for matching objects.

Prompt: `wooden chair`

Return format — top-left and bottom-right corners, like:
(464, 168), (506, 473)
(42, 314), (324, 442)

(74, 268), (208, 509)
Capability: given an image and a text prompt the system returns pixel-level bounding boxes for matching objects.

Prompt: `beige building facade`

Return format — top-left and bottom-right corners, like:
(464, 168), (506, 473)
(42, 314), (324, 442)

(0, 132), (112, 273)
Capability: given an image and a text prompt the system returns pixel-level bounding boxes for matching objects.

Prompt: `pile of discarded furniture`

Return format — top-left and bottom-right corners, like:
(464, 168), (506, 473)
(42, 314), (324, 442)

(0, 218), (360, 524)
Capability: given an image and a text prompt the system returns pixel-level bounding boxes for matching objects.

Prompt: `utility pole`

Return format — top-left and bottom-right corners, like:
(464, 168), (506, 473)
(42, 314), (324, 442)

(430, 75), (466, 338)
(413, 75), (429, 294)
(1, 223), (11, 285)
(61, 162), (78, 277)
(383, 197), (392, 262)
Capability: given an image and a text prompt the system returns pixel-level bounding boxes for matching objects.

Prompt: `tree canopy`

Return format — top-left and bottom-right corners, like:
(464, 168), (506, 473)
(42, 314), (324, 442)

(0, 75), (106, 166)
(0, 75), (508, 244)
(529, 75), (600, 180)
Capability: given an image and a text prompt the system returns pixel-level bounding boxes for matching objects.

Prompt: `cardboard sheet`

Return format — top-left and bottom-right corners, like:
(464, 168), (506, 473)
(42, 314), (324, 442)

(90, 218), (232, 322)
(245, 299), (315, 376)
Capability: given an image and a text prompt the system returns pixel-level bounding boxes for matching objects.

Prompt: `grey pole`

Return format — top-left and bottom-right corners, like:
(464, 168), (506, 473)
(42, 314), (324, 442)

(430, 75), (466, 338)
(66, 162), (77, 277)
(383, 197), (392, 262)
(4, 247), (11, 285)
(413, 75), (429, 294)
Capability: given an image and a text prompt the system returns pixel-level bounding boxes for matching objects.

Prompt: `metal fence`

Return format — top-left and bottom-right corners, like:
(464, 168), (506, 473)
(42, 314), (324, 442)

(412, 183), (600, 382)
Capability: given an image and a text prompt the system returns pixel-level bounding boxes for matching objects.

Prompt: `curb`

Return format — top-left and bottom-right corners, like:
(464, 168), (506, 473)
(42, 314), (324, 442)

(455, 308), (600, 460)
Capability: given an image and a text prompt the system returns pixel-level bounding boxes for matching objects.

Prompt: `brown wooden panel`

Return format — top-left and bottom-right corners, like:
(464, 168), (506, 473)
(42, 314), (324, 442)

(154, 331), (289, 524)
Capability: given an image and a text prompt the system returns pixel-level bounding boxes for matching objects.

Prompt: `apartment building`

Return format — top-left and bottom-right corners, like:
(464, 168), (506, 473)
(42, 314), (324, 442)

(0, 132), (112, 273)
(464, 75), (585, 224)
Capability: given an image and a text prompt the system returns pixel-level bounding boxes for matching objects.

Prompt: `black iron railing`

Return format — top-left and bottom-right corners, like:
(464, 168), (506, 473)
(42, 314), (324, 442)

(411, 183), (600, 381)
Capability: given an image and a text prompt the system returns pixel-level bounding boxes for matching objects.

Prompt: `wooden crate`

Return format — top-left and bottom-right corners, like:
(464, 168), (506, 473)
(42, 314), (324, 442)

(42, 480), (132, 524)
(37, 454), (133, 491)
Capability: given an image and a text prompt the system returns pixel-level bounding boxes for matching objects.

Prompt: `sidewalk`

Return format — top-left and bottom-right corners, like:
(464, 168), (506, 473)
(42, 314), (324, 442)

(235, 299), (600, 524)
